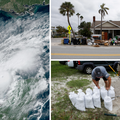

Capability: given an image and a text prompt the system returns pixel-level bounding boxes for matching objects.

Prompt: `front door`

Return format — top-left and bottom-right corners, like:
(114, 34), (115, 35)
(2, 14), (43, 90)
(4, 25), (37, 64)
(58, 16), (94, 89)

(104, 32), (108, 40)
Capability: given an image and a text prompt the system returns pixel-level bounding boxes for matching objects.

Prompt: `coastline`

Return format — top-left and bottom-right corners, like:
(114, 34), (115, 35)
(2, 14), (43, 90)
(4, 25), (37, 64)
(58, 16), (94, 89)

(0, 4), (49, 20)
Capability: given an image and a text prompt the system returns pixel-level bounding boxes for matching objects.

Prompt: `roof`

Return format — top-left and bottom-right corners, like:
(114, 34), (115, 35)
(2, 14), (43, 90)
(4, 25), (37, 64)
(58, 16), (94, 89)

(91, 20), (120, 29)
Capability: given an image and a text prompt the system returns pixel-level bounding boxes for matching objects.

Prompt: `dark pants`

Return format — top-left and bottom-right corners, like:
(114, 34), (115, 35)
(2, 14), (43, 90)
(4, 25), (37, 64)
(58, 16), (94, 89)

(95, 77), (107, 81)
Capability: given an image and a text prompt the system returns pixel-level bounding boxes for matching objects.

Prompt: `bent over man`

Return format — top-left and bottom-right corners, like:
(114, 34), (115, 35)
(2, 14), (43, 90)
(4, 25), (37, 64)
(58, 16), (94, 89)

(92, 66), (111, 90)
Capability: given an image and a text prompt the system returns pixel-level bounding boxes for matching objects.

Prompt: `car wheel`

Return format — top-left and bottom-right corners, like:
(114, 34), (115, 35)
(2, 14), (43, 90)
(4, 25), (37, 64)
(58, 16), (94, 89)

(84, 66), (93, 74)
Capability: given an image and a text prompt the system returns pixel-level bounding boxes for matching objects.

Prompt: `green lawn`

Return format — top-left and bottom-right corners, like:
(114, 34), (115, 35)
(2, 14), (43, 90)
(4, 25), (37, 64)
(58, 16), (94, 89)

(51, 61), (82, 78)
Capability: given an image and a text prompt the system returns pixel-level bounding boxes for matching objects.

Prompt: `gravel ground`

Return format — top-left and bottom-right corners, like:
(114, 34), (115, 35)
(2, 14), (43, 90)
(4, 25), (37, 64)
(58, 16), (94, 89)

(51, 75), (120, 115)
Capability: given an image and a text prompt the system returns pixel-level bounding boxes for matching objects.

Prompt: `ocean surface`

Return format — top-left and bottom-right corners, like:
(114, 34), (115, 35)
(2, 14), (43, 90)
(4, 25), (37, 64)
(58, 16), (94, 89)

(0, 5), (49, 120)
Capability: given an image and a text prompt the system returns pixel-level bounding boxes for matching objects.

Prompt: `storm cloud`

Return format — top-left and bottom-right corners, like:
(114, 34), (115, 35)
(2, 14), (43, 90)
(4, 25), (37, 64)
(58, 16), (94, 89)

(51, 0), (120, 31)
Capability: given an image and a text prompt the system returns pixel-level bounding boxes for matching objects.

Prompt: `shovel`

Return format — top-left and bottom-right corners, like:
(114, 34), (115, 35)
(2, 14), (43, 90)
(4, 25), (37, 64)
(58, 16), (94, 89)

(106, 62), (119, 76)
(104, 113), (120, 117)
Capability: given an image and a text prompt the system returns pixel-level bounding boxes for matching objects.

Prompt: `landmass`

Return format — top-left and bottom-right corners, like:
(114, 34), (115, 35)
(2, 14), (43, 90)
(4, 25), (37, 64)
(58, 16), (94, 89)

(0, 0), (49, 15)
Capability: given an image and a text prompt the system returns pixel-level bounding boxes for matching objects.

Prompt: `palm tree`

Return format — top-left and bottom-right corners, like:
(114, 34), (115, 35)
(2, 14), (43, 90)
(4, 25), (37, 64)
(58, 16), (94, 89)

(59, 2), (75, 38)
(76, 13), (80, 33)
(98, 3), (109, 40)
(80, 16), (83, 24)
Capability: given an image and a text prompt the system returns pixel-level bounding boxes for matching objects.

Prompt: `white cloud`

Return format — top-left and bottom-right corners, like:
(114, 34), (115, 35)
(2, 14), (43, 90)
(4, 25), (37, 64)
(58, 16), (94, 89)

(51, 0), (120, 31)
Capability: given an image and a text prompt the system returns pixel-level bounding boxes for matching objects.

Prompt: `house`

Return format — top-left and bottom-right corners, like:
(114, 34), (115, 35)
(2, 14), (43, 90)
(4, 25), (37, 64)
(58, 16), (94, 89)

(91, 17), (120, 40)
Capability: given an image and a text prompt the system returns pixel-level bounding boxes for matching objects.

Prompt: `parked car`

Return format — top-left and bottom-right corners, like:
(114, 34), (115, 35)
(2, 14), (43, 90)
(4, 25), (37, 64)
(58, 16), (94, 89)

(76, 61), (118, 74)
(66, 60), (78, 68)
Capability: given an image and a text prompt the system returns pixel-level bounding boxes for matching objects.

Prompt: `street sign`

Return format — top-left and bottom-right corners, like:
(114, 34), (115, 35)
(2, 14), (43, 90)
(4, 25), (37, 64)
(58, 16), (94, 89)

(67, 25), (71, 31)
(68, 31), (71, 34)
(67, 25), (71, 44)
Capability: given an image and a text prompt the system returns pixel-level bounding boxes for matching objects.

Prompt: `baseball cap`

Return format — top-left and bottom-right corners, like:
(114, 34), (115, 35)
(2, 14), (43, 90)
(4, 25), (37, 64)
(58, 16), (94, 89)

(95, 68), (102, 77)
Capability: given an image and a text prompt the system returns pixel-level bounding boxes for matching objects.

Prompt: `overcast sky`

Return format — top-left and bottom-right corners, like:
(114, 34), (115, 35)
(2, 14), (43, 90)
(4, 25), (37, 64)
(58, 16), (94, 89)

(51, 0), (120, 31)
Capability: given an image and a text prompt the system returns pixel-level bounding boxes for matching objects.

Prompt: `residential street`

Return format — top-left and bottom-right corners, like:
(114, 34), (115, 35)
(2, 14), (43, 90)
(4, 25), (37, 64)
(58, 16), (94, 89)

(51, 38), (120, 59)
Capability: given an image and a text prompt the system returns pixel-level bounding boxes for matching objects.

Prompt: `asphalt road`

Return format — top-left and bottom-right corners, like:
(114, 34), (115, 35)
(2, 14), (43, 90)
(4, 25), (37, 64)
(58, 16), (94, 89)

(51, 38), (120, 59)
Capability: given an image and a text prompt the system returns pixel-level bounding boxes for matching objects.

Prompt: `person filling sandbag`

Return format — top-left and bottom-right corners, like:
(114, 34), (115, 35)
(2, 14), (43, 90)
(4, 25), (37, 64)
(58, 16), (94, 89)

(91, 66), (111, 90)
(104, 96), (112, 111)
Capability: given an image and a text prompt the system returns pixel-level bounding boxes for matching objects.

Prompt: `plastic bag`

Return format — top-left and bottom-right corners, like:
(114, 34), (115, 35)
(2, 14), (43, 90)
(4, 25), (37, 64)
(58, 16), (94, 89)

(104, 96), (112, 111)
(101, 87), (107, 100)
(85, 94), (94, 108)
(93, 93), (101, 108)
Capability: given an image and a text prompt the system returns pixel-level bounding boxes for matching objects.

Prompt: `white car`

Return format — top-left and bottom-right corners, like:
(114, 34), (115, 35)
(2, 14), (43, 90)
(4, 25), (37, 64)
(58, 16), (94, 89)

(67, 60), (77, 68)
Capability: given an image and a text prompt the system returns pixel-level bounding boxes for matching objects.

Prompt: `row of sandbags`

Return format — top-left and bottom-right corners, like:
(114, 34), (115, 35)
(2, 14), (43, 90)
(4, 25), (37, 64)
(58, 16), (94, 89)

(69, 86), (115, 111)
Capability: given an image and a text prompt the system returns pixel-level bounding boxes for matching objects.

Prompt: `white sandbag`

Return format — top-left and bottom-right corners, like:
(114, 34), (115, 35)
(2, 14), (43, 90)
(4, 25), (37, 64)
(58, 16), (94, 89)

(93, 86), (100, 96)
(86, 88), (93, 95)
(75, 95), (86, 111)
(77, 89), (82, 94)
(100, 87), (107, 100)
(107, 86), (115, 100)
(78, 91), (85, 98)
(104, 96), (112, 111)
(85, 94), (94, 109)
(69, 92), (78, 106)
(93, 93), (101, 108)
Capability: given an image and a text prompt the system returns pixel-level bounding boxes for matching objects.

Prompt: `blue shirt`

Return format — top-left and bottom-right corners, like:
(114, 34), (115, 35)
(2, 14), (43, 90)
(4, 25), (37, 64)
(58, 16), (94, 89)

(92, 66), (109, 80)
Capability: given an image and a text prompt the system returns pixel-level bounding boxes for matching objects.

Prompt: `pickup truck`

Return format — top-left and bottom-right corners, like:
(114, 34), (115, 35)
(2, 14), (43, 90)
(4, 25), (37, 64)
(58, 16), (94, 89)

(76, 61), (118, 74)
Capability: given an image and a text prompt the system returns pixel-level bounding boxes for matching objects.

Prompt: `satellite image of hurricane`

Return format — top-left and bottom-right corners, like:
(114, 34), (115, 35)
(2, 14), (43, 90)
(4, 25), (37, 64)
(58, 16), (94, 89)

(0, 0), (49, 120)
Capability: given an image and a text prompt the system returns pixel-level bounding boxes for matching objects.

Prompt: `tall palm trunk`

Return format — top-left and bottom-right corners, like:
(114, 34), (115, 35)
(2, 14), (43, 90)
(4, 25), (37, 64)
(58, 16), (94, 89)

(78, 17), (79, 34)
(101, 12), (102, 40)
(67, 12), (75, 38)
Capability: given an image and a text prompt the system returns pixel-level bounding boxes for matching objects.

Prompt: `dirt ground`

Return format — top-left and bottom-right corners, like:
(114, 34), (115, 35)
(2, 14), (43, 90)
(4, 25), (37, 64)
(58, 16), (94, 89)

(89, 76), (120, 115)
(51, 75), (120, 115)
(109, 76), (120, 115)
